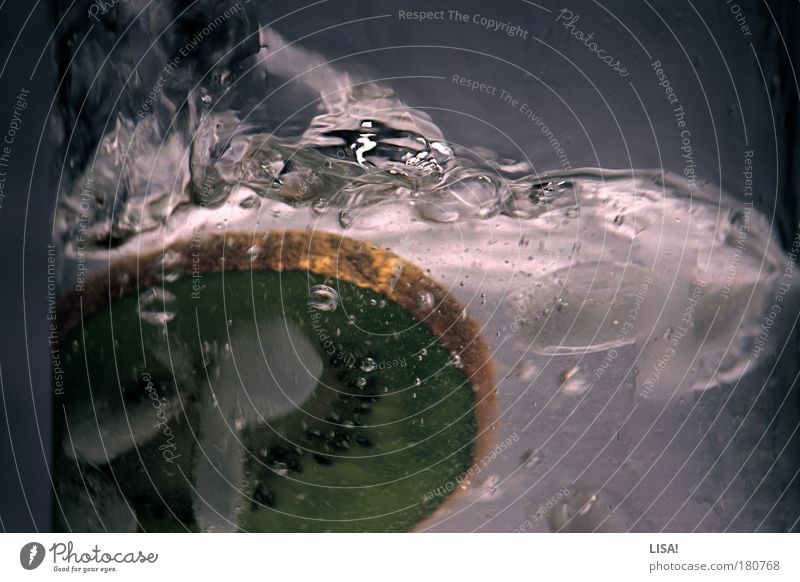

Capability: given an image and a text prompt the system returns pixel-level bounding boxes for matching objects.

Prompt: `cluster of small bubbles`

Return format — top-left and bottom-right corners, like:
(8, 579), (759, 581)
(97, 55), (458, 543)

(403, 150), (444, 180)
(308, 285), (339, 311)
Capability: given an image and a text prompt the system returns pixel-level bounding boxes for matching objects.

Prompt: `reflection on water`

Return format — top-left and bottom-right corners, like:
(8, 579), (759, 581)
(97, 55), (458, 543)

(53, 2), (799, 531)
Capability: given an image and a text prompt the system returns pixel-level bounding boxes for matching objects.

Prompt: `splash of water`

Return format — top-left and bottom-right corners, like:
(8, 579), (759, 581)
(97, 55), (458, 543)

(55, 20), (791, 399)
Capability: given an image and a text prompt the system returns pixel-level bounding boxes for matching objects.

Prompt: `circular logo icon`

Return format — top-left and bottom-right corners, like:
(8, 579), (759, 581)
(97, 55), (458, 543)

(19, 542), (45, 570)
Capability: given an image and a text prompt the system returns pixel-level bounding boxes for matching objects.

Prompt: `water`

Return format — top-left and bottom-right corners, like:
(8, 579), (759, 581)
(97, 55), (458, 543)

(52, 2), (799, 532)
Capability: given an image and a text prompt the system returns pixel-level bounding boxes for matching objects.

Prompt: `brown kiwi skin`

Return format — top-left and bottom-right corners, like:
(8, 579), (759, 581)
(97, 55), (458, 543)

(57, 230), (498, 529)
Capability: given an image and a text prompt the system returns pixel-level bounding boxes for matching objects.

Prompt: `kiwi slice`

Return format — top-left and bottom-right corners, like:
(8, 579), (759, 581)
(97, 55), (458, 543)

(54, 231), (494, 532)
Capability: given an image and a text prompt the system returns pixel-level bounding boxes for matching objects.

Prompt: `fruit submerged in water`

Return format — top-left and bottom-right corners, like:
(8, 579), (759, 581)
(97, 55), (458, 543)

(54, 231), (494, 532)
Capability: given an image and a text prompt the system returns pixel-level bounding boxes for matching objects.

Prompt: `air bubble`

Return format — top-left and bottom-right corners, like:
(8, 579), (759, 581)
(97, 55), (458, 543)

(311, 198), (330, 214)
(338, 210), (352, 228)
(239, 195), (260, 209)
(417, 291), (434, 310)
(245, 244), (260, 259)
(360, 358), (377, 373)
(308, 285), (339, 312)
(153, 251), (183, 283)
